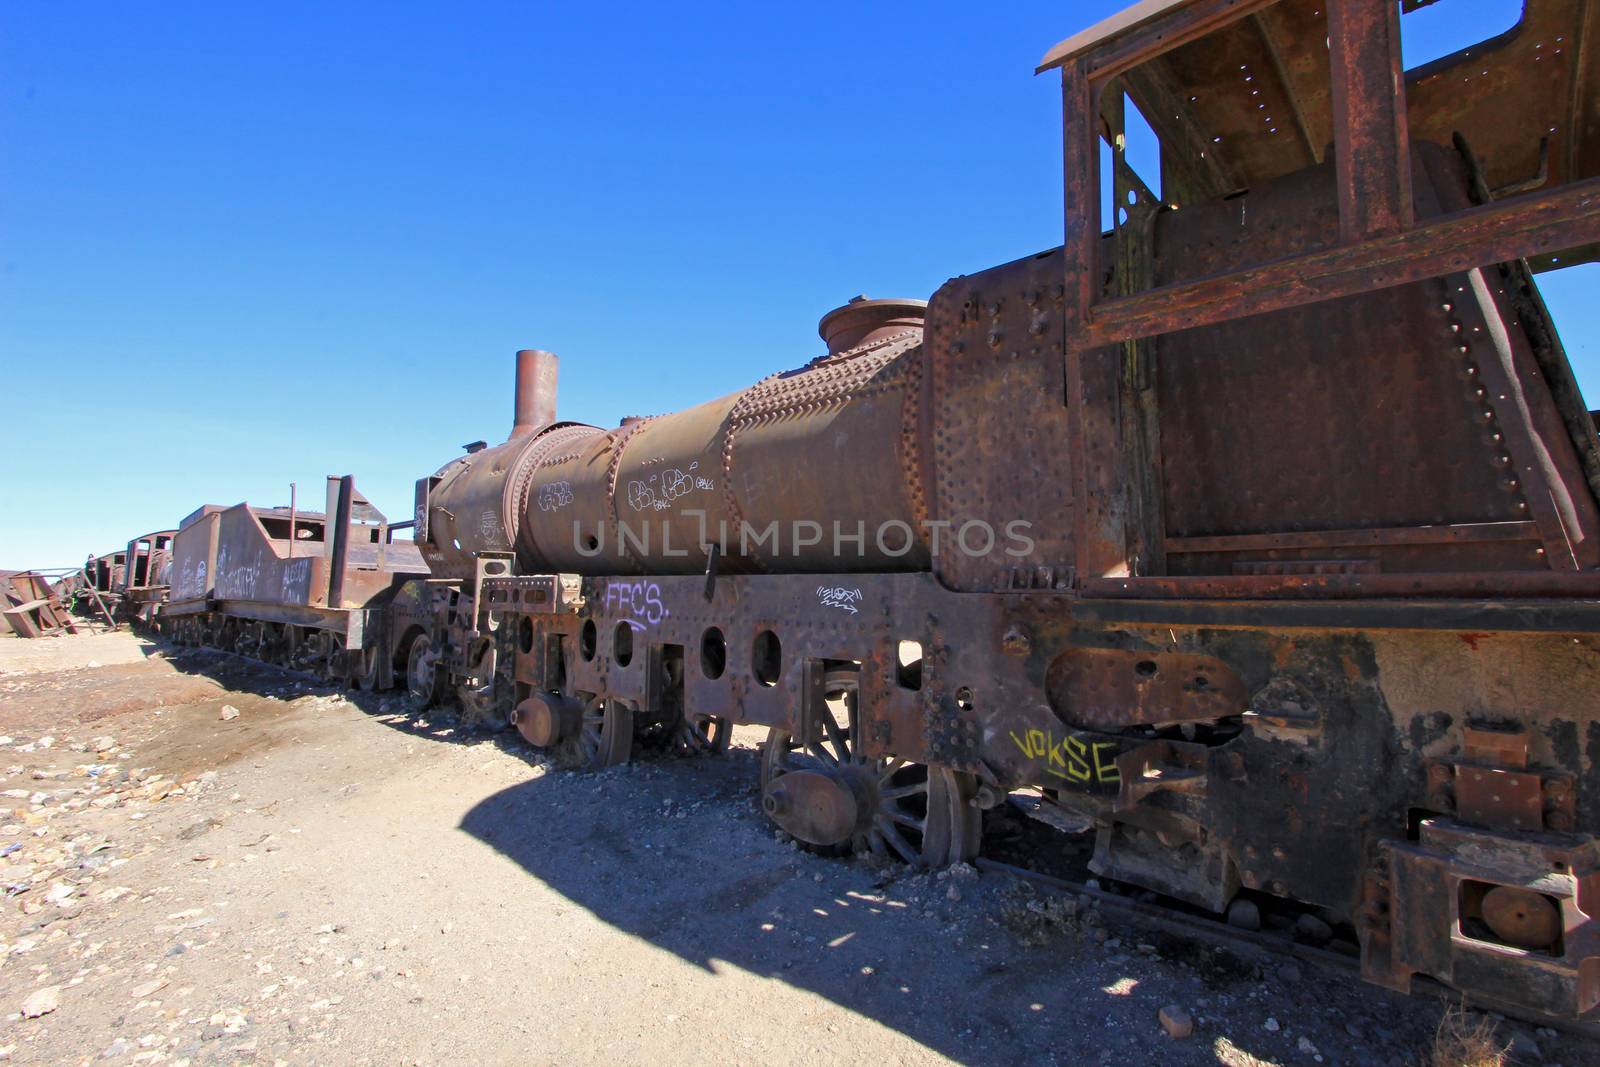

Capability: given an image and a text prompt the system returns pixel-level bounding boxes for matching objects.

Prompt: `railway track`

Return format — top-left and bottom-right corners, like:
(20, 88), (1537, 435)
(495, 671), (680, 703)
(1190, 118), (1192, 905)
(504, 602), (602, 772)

(973, 844), (1600, 1044)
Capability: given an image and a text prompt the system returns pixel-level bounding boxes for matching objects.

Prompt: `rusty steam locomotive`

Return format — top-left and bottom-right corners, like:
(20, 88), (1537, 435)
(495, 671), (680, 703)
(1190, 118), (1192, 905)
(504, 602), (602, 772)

(139, 0), (1600, 1024)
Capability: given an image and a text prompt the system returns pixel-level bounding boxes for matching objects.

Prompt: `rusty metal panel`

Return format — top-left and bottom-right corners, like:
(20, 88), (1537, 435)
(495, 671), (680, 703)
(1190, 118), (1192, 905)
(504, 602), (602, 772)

(923, 250), (1079, 591)
(0, 572), (76, 638)
(1149, 147), (1587, 570)
(1407, 0), (1596, 199)
(213, 505), (327, 606)
(1455, 765), (1547, 831)
(1088, 0), (1593, 209)
(1045, 646), (1247, 728)
(168, 510), (220, 606)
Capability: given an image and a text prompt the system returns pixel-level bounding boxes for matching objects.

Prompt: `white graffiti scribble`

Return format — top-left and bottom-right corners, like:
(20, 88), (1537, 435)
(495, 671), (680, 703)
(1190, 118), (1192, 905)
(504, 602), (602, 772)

(281, 557), (312, 603)
(627, 460), (714, 512)
(537, 480), (574, 513)
(175, 558), (207, 600)
(479, 509), (502, 546)
(817, 586), (863, 614)
(216, 543), (263, 600)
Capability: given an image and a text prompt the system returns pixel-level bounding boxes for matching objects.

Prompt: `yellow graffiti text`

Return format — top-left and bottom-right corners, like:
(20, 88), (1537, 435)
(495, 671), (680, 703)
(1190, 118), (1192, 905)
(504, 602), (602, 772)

(1007, 728), (1121, 785)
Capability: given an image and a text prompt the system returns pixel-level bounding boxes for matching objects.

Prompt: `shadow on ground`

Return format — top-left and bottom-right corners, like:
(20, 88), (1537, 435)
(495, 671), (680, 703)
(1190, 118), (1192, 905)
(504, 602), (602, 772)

(454, 753), (1422, 1066)
(167, 640), (1440, 1066)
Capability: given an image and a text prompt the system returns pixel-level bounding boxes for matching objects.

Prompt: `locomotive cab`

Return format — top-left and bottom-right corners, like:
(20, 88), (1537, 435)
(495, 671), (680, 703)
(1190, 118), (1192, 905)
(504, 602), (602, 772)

(1012, 0), (1600, 1019)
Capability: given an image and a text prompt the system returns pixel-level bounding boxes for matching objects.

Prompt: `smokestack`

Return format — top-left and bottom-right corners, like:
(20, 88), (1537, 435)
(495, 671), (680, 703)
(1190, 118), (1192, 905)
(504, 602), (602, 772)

(511, 349), (559, 440)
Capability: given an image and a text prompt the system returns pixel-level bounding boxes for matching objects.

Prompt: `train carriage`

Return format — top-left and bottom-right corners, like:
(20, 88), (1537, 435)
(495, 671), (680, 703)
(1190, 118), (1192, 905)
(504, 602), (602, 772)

(164, 479), (427, 688)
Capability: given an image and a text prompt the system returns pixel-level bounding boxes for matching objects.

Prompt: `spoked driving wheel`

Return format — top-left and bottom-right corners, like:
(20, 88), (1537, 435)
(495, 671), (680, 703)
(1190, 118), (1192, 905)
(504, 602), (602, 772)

(574, 695), (634, 770)
(632, 650), (729, 756)
(667, 712), (730, 755)
(876, 760), (981, 866)
(759, 667), (979, 866)
(355, 644), (382, 691)
(406, 634), (441, 705)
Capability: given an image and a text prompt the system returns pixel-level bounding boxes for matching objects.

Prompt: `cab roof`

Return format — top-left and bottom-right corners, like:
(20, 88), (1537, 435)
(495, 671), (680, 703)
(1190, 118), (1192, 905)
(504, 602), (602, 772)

(1036, 0), (1192, 72)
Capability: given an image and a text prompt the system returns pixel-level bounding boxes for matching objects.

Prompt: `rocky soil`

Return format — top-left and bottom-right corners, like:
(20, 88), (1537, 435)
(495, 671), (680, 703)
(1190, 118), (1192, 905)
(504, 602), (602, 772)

(0, 629), (1591, 1066)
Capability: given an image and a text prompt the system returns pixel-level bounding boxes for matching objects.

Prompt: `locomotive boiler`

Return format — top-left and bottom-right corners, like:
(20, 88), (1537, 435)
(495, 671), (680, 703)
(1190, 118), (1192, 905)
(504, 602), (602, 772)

(415, 296), (937, 580)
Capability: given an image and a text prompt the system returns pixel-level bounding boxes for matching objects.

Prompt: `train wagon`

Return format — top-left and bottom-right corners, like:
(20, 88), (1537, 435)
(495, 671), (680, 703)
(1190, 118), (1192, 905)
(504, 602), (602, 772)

(164, 478), (427, 688)
(117, 529), (175, 623)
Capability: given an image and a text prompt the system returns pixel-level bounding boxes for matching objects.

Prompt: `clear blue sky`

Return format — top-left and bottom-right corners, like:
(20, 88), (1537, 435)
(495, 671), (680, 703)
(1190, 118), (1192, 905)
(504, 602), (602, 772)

(2, 0), (1593, 567)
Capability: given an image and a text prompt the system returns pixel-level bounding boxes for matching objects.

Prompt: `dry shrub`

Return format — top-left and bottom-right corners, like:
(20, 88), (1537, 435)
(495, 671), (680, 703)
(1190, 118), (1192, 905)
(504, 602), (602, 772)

(996, 883), (1084, 946)
(1429, 1008), (1508, 1067)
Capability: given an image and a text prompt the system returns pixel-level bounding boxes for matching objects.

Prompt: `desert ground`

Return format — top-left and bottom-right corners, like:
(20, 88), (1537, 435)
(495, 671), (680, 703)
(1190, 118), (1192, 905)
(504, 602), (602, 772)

(0, 630), (1590, 1066)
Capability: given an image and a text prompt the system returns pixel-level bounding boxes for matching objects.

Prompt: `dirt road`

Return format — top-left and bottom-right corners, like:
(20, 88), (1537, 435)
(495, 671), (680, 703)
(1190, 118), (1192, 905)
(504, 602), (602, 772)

(0, 631), (1587, 1066)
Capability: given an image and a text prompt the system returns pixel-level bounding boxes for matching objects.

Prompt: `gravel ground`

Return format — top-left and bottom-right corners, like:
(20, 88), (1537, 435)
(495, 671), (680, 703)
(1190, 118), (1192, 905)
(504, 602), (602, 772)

(0, 629), (1592, 1066)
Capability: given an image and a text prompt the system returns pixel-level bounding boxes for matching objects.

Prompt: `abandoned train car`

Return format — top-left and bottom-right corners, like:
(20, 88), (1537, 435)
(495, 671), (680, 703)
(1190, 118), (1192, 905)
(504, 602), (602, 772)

(163, 479), (427, 687)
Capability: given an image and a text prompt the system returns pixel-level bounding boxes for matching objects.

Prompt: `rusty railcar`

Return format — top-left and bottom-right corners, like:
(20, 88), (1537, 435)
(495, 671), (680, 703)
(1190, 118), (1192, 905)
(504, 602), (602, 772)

(117, 529), (175, 623)
(48, 530), (176, 629)
(163, 478), (428, 687)
(385, 0), (1600, 1022)
(0, 571), (80, 638)
(82, 549), (125, 601)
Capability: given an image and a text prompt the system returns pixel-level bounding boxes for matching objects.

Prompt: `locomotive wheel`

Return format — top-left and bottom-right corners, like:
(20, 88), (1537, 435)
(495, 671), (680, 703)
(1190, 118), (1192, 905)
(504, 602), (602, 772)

(1481, 886), (1562, 950)
(405, 635), (442, 705)
(638, 707), (730, 755)
(629, 650), (727, 756)
(238, 621), (263, 661)
(577, 696), (633, 769)
(261, 623), (289, 666)
(258, 624), (277, 661)
(355, 645), (382, 692)
(758, 669), (980, 866)
(324, 634), (348, 685)
(455, 640), (511, 729)
(290, 628), (325, 675)
(669, 713), (730, 755)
